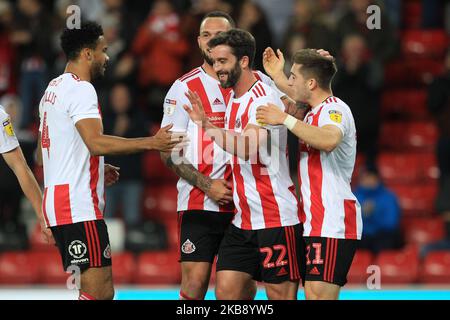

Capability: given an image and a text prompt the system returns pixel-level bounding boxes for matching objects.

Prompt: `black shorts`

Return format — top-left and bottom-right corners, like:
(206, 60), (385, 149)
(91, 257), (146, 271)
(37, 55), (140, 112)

(178, 210), (234, 263)
(216, 224), (305, 284)
(303, 237), (358, 287)
(51, 220), (112, 273)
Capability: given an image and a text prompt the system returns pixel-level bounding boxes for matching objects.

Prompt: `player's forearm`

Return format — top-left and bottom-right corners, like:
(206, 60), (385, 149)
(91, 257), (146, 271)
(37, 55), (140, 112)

(87, 135), (152, 156)
(202, 121), (251, 160)
(281, 96), (309, 120)
(271, 72), (295, 99)
(160, 152), (212, 193)
(286, 117), (340, 152)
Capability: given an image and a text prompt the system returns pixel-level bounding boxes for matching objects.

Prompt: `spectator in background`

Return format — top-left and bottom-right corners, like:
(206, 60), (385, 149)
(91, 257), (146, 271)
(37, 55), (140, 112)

(314, 0), (347, 31)
(132, 0), (189, 123)
(333, 33), (382, 169)
(283, 0), (335, 54)
(234, 0), (273, 71)
(11, 0), (55, 130)
(0, 0), (16, 97)
(355, 167), (402, 253)
(336, 0), (398, 64)
(103, 83), (148, 229)
(427, 49), (450, 242)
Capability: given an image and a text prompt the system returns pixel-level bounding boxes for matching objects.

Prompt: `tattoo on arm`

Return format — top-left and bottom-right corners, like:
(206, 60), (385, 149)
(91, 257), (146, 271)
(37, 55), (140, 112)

(162, 153), (212, 193)
(282, 96), (309, 120)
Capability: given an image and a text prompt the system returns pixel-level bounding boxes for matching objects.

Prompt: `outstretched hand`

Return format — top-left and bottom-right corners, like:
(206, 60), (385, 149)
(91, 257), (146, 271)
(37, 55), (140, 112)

(263, 47), (285, 78)
(183, 90), (207, 126)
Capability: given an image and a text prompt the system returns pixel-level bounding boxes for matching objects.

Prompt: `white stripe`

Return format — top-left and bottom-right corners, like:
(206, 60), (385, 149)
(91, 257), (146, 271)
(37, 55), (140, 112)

(45, 186), (56, 226)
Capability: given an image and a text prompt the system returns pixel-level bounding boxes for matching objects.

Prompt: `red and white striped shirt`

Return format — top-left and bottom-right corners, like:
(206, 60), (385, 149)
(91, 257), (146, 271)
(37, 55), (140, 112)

(39, 73), (104, 227)
(161, 67), (283, 213)
(298, 96), (363, 240)
(224, 80), (300, 230)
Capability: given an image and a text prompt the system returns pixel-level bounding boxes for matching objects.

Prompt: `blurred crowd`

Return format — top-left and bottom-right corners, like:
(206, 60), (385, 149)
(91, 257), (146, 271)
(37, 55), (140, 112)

(0, 0), (449, 254)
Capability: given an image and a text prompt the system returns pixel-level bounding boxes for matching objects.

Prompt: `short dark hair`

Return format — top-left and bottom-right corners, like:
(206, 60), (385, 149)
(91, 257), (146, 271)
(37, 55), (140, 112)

(201, 11), (236, 28)
(207, 28), (256, 68)
(60, 21), (104, 61)
(293, 49), (337, 89)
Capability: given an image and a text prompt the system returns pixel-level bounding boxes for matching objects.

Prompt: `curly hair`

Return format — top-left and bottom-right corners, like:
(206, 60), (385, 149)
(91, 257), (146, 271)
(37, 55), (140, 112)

(207, 28), (256, 68)
(60, 21), (104, 61)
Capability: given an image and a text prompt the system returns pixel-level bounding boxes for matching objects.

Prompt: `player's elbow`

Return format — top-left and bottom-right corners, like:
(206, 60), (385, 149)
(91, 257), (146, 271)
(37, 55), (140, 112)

(86, 142), (103, 156)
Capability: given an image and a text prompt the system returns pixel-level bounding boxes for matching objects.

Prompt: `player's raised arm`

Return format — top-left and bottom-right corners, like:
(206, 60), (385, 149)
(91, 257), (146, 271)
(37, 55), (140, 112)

(75, 119), (185, 155)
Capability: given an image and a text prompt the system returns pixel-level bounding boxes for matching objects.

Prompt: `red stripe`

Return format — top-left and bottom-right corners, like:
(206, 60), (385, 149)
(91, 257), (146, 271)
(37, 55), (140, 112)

(240, 97), (253, 129)
(333, 97), (337, 103)
(54, 184), (72, 225)
(179, 69), (200, 82)
(42, 187), (50, 227)
(254, 84), (263, 97)
(186, 77), (214, 210)
(251, 164), (281, 227)
(331, 239), (338, 283)
(89, 156), (102, 219)
(84, 222), (94, 267)
(252, 88), (260, 98)
(228, 102), (240, 130)
(324, 238), (330, 282)
(288, 227), (299, 279)
(330, 239), (337, 282)
(253, 71), (262, 81)
(285, 227), (294, 280)
(91, 221), (102, 267)
(308, 107), (325, 236)
(87, 221), (98, 267)
(218, 84), (232, 106)
(258, 83), (266, 96)
(233, 157), (252, 229)
(344, 200), (358, 239)
(297, 156), (306, 223)
(178, 212), (184, 258)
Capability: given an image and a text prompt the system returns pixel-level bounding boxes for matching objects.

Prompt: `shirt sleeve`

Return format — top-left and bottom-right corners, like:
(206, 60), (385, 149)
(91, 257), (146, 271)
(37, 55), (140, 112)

(68, 82), (101, 125)
(256, 71), (287, 100)
(160, 80), (190, 132)
(0, 109), (19, 154)
(318, 104), (348, 137)
(247, 93), (284, 130)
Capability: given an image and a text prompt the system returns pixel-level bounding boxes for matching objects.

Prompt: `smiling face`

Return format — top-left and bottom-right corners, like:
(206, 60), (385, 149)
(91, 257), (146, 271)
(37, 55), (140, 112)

(288, 63), (313, 103)
(210, 44), (242, 88)
(198, 17), (232, 66)
(90, 35), (109, 80)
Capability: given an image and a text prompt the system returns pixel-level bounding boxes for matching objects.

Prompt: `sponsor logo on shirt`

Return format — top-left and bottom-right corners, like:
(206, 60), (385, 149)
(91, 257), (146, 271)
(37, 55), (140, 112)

(328, 110), (342, 123)
(212, 98), (223, 106)
(164, 99), (177, 115)
(2, 118), (15, 137)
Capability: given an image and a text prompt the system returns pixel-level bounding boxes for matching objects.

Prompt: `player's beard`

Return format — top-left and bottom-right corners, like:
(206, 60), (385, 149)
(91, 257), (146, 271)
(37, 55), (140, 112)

(201, 48), (214, 66)
(91, 60), (107, 80)
(217, 61), (241, 88)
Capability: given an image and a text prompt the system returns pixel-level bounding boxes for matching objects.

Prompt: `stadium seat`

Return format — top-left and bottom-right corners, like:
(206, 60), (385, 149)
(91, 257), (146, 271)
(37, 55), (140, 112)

(134, 251), (181, 284)
(347, 250), (374, 284)
(402, 217), (446, 245)
(379, 121), (438, 152)
(401, 30), (449, 59)
(111, 252), (136, 284)
(384, 59), (444, 86)
(388, 183), (437, 216)
(29, 251), (67, 285)
(375, 248), (419, 284)
(162, 216), (179, 250)
(420, 251), (450, 284)
(381, 89), (429, 120)
(143, 184), (178, 221)
(0, 252), (40, 284)
(142, 151), (177, 182)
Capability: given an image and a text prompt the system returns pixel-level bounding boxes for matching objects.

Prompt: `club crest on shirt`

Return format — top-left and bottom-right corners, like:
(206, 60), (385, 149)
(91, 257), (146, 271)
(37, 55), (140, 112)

(181, 239), (196, 254)
(328, 110), (342, 123)
(235, 118), (242, 129)
(2, 118), (15, 137)
(164, 99), (177, 115)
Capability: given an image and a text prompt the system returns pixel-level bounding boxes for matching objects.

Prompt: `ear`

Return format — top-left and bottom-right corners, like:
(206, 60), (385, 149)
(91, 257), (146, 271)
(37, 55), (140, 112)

(82, 48), (93, 61)
(240, 56), (249, 69)
(308, 78), (317, 90)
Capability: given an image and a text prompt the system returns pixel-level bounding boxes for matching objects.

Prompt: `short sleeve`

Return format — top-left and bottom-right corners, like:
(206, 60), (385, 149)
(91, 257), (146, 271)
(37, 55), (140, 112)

(256, 71), (286, 100)
(318, 104), (347, 137)
(247, 94), (283, 130)
(0, 107), (19, 153)
(161, 80), (190, 132)
(68, 82), (101, 125)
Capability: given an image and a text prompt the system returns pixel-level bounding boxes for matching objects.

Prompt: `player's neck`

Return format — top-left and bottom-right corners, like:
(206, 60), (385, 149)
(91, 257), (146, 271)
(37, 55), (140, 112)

(233, 69), (257, 99)
(201, 61), (218, 80)
(64, 61), (91, 82)
(309, 90), (333, 109)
